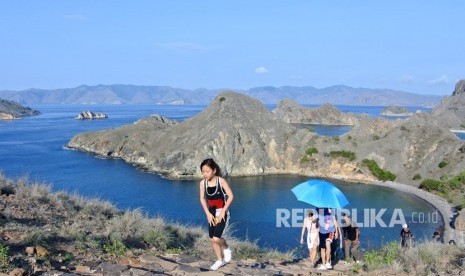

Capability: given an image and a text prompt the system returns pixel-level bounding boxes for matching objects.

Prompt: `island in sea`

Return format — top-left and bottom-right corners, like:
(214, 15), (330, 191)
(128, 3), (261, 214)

(0, 98), (40, 120)
(380, 105), (414, 116)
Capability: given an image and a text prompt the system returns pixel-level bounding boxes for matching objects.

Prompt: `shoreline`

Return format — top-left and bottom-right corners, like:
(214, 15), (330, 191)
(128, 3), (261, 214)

(370, 180), (459, 244)
(324, 174), (462, 245)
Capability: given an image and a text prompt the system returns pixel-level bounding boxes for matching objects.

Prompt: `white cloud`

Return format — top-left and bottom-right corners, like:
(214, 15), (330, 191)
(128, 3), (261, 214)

(255, 66), (269, 74)
(428, 75), (449, 85)
(158, 42), (209, 52)
(400, 75), (414, 83)
(61, 14), (87, 21)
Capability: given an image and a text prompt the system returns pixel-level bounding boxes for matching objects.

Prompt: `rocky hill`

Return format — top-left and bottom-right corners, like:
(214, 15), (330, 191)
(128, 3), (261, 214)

(67, 91), (313, 178)
(0, 99), (40, 119)
(430, 79), (465, 129)
(0, 84), (442, 106)
(380, 106), (413, 116)
(272, 99), (358, 125)
(67, 86), (465, 186)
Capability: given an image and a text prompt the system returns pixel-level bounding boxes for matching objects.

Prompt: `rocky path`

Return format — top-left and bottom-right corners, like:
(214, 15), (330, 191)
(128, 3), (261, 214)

(3, 253), (358, 276)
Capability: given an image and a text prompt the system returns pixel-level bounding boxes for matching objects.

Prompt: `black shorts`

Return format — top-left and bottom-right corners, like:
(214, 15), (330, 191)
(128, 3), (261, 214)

(319, 232), (335, 248)
(208, 209), (230, 239)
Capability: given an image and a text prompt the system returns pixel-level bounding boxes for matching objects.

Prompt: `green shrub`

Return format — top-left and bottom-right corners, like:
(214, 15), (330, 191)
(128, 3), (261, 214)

(305, 147), (318, 156)
(447, 170), (465, 189)
(219, 96), (226, 102)
(438, 160), (448, 168)
(0, 244), (9, 269)
(103, 240), (126, 257)
(333, 136), (340, 142)
(400, 125), (408, 131)
(412, 174), (422, 180)
(362, 159), (396, 181)
(346, 135), (352, 140)
(372, 135), (380, 140)
(419, 179), (445, 192)
(143, 228), (172, 251)
(363, 241), (399, 271)
(300, 156), (309, 163)
(330, 150), (356, 161)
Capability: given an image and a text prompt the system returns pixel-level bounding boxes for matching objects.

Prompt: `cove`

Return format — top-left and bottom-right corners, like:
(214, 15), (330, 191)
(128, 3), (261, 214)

(0, 104), (442, 252)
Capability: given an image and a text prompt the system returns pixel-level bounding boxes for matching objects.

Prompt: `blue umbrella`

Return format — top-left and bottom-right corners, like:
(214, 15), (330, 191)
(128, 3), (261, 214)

(291, 179), (349, 209)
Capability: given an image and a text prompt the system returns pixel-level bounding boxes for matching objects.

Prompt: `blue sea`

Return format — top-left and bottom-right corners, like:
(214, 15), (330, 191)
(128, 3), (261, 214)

(0, 104), (443, 252)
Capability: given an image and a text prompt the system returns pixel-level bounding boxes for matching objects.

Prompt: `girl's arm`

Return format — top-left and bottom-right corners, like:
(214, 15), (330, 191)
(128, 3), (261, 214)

(219, 177), (234, 213)
(199, 180), (214, 225)
(216, 177), (234, 222)
(300, 218), (307, 244)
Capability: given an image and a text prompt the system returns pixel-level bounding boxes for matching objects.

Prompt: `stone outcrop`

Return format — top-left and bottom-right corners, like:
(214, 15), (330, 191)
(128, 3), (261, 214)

(452, 79), (465, 96)
(0, 98), (40, 119)
(380, 106), (413, 116)
(0, 112), (15, 120)
(76, 111), (108, 120)
(431, 79), (465, 129)
(273, 99), (358, 125)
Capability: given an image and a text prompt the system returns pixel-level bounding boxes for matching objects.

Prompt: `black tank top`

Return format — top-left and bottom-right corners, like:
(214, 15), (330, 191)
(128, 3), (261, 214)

(204, 177), (225, 209)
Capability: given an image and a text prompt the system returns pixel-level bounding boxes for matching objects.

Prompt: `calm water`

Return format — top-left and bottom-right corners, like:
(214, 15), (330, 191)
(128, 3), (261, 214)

(291, 123), (353, 136)
(453, 132), (465, 140)
(0, 104), (442, 251)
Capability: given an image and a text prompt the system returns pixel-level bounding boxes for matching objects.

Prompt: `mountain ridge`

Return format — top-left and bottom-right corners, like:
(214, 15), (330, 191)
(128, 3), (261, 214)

(0, 84), (442, 107)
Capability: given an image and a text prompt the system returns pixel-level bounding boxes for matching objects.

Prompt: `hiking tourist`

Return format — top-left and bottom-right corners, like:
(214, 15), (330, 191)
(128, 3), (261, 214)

(317, 208), (340, 270)
(342, 213), (359, 262)
(199, 158), (234, 270)
(300, 210), (319, 267)
(400, 224), (414, 248)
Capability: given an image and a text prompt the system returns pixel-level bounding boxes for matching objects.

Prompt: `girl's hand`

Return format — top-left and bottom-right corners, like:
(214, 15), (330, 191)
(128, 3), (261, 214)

(207, 213), (215, 226)
(216, 211), (226, 223)
(300, 237), (304, 245)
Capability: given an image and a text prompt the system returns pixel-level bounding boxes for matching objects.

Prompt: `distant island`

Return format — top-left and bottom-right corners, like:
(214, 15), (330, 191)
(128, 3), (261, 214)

(76, 111), (108, 120)
(380, 106), (414, 116)
(0, 84), (442, 106)
(0, 98), (40, 120)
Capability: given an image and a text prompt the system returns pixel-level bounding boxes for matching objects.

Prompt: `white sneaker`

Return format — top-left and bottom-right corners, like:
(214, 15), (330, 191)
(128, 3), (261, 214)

(317, 264), (327, 270)
(223, 247), (232, 262)
(210, 260), (225, 271)
(325, 263), (332, 269)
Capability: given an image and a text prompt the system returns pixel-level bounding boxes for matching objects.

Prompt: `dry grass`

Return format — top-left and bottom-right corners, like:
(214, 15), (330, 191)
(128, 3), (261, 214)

(1, 173), (292, 270)
(362, 241), (465, 275)
(396, 242), (464, 275)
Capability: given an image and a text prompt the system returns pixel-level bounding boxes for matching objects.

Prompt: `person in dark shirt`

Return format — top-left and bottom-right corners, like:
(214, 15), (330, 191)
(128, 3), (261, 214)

(342, 213), (359, 262)
(431, 231), (441, 242)
(400, 224), (413, 248)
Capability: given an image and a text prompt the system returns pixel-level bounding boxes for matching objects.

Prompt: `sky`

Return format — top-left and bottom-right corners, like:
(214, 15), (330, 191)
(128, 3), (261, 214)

(0, 1), (463, 95)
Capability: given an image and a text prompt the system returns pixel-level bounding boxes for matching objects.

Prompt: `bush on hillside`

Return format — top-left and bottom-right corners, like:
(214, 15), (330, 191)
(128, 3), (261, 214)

(419, 179), (445, 192)
(363, 241), (399, 271)
(305, 147), (318, 156)
(330, 150), (356, 161)
(362, 159), (396, 181)
(438, 160), (449, 168)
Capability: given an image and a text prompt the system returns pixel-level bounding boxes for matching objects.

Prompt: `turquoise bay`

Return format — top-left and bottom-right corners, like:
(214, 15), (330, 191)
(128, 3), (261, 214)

(0, 104), (441, 252)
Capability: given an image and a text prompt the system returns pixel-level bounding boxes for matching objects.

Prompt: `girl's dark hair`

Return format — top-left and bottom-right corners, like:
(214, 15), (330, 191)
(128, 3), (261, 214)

(200, 158), (222, 176)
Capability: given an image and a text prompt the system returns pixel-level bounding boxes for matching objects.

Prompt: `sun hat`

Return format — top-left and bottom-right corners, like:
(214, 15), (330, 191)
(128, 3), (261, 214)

(402, 223), (408, 229)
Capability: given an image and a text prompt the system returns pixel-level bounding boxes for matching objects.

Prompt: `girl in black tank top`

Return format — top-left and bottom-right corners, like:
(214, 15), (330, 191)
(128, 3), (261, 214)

(199, 159), (234, 271)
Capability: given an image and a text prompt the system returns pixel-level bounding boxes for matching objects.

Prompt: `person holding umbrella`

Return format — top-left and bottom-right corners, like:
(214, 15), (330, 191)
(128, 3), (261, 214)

(291, 179), (349, 270)
(317, 208), (340, 270)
